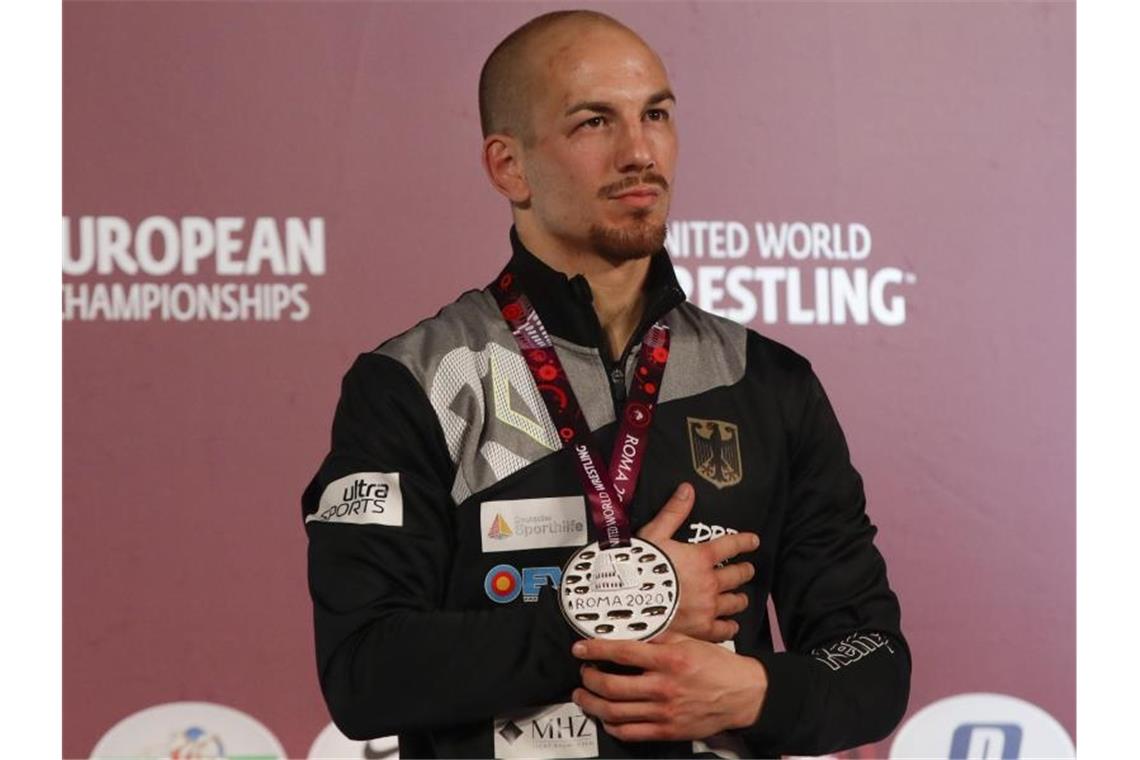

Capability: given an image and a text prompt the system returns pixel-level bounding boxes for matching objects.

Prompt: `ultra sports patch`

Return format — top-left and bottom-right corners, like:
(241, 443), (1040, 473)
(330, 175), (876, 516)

(305, 472), (404, 526)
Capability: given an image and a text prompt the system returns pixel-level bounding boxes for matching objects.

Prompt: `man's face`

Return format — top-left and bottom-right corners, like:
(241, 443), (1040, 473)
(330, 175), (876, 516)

(520, 25), (677, 262)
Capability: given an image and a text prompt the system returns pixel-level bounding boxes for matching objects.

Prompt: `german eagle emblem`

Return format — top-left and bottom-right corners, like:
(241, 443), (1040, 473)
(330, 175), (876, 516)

(687, 418), (742, 489)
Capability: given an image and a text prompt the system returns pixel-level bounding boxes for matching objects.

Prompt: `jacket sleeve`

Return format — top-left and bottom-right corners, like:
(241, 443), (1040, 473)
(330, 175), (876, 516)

(742, 358), (911, 756)
(303, 353), (580, 740)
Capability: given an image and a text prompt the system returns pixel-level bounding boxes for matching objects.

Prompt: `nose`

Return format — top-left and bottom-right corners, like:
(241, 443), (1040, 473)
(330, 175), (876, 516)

(615, 122), (655, 174)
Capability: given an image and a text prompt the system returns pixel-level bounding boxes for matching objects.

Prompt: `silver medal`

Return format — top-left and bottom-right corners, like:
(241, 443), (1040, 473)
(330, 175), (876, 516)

(558, 537), (679, 640)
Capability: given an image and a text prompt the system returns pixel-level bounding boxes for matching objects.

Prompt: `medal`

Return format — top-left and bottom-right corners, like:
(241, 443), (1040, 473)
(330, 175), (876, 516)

(491, 267), (680, 640)
(559, 537), (679, 640)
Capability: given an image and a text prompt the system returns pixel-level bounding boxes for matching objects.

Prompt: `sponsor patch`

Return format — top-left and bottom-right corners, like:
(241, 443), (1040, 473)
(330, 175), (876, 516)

(305, 472), (403, 527)
(480, 496), (587, 553)
(687, 522), (739, 544)
(493, 703), (598, 759)
(484, 564), (561, 603)
(811, 632), (895, 671)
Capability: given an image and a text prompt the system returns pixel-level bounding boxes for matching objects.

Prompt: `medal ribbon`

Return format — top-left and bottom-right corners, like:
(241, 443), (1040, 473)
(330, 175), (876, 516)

(490, 268), (670, 550)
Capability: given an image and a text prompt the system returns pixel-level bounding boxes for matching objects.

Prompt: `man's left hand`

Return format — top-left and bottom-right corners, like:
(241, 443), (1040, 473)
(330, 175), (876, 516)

(570, 632), (768, 742)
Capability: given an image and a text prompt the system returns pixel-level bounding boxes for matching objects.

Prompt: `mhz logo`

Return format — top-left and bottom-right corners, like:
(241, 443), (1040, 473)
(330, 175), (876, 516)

(949, 724), (1022, 759)
(492, 703), (598, 759)
(484, 564), (561, 603)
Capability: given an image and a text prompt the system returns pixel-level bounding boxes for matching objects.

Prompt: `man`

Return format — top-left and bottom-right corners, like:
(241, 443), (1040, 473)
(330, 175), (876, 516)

(304, 10), (909, 758)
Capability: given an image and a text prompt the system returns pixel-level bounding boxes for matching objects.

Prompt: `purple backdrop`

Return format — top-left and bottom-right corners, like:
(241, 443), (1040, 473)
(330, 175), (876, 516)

(63, 2), (1074, 757)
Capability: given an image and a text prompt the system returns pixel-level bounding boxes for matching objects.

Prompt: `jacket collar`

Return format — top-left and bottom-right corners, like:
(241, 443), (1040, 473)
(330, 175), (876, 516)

(504, 226), (686, 354)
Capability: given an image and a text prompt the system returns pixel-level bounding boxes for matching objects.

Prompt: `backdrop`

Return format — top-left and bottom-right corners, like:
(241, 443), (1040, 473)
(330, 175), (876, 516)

(63, 2), (1075, 758)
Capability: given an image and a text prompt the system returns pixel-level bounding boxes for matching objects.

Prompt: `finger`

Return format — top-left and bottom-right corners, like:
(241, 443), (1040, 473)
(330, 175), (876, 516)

(714, 591), (749, 618)
(573, 638), (664, 670)
(705, 619), (740, 642)
(705, 531), (760, 565)
(637, 482), (694, 543)
(573, 689), (665, 725)
(714, 561), (755, 592)
(580, 665), (660, 701)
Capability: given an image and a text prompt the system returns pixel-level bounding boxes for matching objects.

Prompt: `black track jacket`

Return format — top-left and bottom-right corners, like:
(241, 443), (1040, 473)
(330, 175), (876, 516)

(303, 229), (910, 758)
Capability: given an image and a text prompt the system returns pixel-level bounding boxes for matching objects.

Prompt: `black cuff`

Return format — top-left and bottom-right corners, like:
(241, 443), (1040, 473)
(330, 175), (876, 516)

(745, 650), (818, 745)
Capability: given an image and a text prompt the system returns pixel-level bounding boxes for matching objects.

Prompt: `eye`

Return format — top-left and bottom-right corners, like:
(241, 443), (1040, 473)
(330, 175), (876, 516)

(580, 115), (607, 129)
(645, 108), (670, 122)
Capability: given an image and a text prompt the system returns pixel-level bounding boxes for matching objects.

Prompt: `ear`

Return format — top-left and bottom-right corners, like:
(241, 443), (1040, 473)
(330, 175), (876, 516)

(482, 134), (531, 206)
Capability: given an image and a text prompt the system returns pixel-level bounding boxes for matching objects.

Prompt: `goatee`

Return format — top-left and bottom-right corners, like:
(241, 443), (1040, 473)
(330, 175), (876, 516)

(588, 216), (667, 264)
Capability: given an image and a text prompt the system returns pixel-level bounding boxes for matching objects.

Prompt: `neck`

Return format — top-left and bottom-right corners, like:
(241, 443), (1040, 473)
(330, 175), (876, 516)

(587, 266), (650, 363)
(516, 225), (651, 362)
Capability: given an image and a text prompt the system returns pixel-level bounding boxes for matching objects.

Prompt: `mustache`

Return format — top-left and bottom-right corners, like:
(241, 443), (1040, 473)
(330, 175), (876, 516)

(598, 173), (670, 198)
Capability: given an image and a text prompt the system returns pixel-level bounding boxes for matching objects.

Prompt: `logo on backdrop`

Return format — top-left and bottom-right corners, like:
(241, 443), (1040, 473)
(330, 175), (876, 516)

(308, 721), (400, 759)
(888, 692), (1075, 759)
(493, 703), (598, 759)
(666, 220), (916, 327)
(62, 215), (325, 322)
(89, 701), (286, 759)
(165, 726), (225, 758)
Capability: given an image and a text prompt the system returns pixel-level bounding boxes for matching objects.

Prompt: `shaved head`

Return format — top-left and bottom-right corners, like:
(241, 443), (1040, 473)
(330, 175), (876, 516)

(479, 9), (677, 267)
(479, 10), (648, 144)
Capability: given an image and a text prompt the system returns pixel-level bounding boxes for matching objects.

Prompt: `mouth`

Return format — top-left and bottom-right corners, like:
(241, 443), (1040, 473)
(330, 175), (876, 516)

(609, 186), (662, 208)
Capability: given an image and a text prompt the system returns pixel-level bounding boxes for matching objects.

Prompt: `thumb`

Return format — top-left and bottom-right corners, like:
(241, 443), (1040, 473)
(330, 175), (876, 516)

(637, 482), (695, 543)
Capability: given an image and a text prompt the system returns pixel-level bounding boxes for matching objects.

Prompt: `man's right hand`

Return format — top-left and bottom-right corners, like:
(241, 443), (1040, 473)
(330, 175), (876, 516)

(637, 482), (759, 642)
